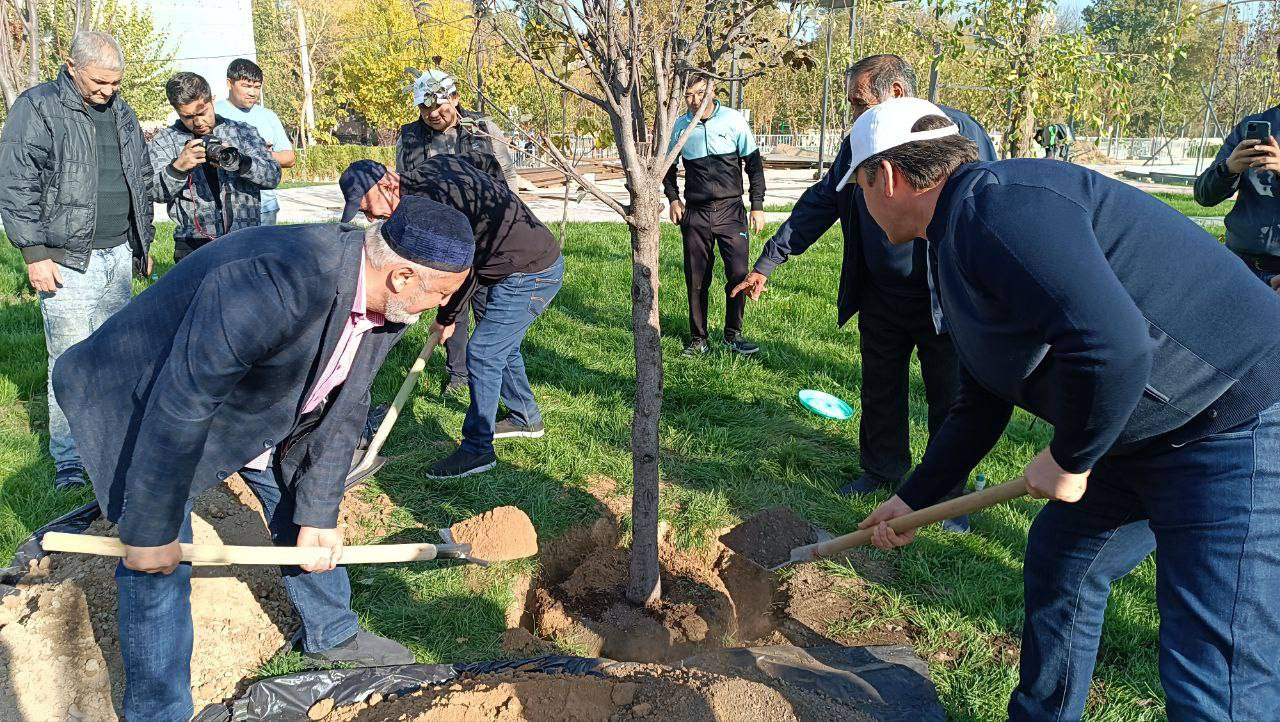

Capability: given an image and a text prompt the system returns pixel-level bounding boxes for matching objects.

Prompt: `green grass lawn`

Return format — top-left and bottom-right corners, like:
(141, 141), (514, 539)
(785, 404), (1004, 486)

(0, 220), (1166, 720)
(1150, 191), (1233, 218)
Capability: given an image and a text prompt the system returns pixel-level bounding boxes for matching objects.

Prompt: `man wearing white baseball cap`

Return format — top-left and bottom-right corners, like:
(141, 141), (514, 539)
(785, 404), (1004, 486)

(395, 69), (521, 396)
(849, 97), (1280, 720)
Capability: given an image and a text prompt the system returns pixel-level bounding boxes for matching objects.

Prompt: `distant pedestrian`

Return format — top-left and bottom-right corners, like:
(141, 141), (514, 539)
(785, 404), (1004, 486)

(215, 58), (296, 225)
(0, 31), (155, 490)
(664, 75), (767, 357)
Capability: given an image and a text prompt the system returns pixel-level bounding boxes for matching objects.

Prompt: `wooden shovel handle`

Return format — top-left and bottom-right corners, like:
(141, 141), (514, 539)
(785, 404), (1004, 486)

(364, 328), (444, 460)
(41, 531), (469, 566)
(795, 477), (1029, 563)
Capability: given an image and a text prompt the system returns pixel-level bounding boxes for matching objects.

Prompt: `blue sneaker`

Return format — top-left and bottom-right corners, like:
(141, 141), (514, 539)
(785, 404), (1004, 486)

(942, 515), (971, 533)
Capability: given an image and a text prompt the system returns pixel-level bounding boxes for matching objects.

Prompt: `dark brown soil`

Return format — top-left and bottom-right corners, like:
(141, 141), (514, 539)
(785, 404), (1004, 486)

(528, 518), (778, 661)
(718, 505), (819, 570)
(321, 665), (872, 722)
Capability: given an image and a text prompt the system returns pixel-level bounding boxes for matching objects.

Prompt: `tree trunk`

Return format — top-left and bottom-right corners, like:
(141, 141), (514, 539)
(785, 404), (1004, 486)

(296, 7), (317, 148)
(1006, 5), (1042, 158)
(625, 183), (664, 609)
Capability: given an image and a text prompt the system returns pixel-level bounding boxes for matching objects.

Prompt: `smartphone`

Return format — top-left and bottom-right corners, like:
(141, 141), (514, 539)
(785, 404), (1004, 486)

(1246, 120), (1272, 142)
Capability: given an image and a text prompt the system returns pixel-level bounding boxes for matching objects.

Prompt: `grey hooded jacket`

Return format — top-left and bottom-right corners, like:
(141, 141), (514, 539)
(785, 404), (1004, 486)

(0, 66), (155, 271)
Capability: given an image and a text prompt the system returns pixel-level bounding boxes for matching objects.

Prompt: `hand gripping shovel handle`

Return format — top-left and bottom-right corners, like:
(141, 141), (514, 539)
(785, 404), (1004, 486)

(346, 328), (445, 484)
(41, 531), (473, 566)
(788, 477), (1029, 566)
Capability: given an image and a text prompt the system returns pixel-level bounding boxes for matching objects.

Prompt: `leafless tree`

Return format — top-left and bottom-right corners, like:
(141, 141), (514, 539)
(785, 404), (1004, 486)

(482, 0), (812, 606)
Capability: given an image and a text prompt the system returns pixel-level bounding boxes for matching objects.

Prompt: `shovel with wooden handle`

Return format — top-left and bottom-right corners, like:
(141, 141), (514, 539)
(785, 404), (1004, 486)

(782, 477), (1029, 570)
(41, 532), (479, 566)
(345, 327), (445, 488)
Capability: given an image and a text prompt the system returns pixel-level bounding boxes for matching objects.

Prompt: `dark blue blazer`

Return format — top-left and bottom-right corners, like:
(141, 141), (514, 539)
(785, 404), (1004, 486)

(897, 159), (1280, 509)
(755, 105), (997, 325)
(53, 224), (408, 546)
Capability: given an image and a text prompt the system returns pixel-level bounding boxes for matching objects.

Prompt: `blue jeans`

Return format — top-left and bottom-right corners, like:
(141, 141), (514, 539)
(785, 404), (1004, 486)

(260, 206), (279, 226)
(460, 255), (563, 456)
(116, 466), (359, 721)
(1010, 401), (1280, 721)
(40, 244), (133, 471)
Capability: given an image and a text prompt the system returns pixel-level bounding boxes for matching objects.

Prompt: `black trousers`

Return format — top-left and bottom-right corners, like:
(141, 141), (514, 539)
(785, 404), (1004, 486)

(443, 299), (471, 383)
(857, 288), (962, 496)
(681, 200), (749, 341)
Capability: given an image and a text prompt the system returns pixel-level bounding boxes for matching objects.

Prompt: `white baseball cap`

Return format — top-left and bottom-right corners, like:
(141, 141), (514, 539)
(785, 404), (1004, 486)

(835, 97), (960, 191)
(413, 70), (457, 107)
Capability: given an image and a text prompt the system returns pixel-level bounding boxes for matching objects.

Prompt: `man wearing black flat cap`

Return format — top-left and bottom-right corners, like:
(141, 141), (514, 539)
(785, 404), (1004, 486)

(51, 196), (475, 722)
(340, 154), (563, 478)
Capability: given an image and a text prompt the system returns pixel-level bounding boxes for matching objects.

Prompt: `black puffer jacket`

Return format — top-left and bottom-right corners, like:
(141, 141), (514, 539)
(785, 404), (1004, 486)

(0, 66), (155, 271)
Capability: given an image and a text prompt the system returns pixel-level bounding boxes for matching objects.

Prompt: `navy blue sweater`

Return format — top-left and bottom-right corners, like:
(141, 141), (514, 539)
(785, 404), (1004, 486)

(898, 159), (1280, 510)
(756, 105), (996, 316)
(1194, 106), (1280, 257)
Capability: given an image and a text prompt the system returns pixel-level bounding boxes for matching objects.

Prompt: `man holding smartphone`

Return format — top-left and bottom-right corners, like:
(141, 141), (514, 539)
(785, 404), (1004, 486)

(1195, 64), (1280, 292)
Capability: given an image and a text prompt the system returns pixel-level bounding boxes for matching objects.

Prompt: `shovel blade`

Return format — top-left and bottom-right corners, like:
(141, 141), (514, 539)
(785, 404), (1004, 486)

(344, 454), (387, 490)
(719, 505), (822, 572)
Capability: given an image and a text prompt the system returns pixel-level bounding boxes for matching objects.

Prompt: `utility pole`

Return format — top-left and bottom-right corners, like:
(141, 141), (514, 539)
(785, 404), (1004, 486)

(815, 0), (836, 177)
(297, 7), (317, 148)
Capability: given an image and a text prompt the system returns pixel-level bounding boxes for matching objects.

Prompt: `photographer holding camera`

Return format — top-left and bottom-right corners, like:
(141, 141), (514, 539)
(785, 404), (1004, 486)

(149, 72), (280, 261)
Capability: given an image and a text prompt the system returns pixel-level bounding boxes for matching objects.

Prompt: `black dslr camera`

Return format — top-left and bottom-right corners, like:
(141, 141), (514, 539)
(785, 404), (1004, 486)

(202, 137), (241, 169)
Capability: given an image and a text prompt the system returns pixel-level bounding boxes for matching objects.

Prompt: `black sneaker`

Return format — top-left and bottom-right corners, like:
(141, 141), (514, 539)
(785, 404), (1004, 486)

(493, 418), (546, 439)
(836, 474), (891, 496)
(303, 630), (415, 666)
(442, 377), (469, 397)
(682, 338), (709, 356)
(723, 336), (760, 355)
(425, 448), (497, 479)
(54, 465), (88, 491)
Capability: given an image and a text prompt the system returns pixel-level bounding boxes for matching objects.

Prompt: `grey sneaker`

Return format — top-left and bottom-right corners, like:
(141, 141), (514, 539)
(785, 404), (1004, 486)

(54, 465), (88, 491)
(682, 338), (709, 356)
(442, 377), (469, 397)
(723, 336), (760, 355)
(493, 418), (545, 439)
(303, 630), (415, 666)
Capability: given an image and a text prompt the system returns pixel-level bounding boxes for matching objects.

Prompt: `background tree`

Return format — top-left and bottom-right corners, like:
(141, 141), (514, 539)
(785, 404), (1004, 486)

(486, 0), (813, 606)
(0, 0), (42, 110)
(40, 0), (174, 120)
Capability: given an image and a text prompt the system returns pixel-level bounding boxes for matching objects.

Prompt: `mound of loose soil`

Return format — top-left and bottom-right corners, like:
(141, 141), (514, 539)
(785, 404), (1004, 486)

(718, 505), (819, 570)
(0, 481), (298, 721)
(319, 665), (870, 722)
(528, 517), (777, 661)
(449, 506), (539, 562)
(0, 472), (405, 721)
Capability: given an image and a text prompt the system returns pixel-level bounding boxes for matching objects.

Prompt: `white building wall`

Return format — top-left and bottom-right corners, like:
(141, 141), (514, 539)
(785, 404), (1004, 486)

(128, 0), (258, 102)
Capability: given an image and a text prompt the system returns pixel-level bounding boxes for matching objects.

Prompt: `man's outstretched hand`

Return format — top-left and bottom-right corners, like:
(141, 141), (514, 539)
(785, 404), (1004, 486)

(730, 271), (768, 301)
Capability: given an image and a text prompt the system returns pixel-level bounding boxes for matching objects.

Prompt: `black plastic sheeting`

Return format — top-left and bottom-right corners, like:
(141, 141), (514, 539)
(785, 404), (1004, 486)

(0, 500), (101, 586)
(192, 645), (944, 722)
(192, 656), (611, 721)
